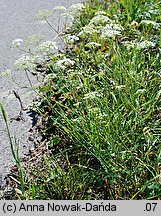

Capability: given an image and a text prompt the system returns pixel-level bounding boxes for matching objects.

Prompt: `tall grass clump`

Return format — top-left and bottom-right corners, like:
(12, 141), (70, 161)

(8, 0), (161, 199)
(0, 103), (26, 199)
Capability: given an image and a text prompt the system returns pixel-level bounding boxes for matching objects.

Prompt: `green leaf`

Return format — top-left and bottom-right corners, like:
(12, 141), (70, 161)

(48, 136), (61, 148)
(0, 102), (8, 124)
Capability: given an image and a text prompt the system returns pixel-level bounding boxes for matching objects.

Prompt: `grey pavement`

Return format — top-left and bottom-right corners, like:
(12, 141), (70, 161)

(0, 0), (83, 185)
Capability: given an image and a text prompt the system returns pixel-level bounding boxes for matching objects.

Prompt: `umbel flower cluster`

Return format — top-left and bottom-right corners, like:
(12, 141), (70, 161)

(35, 3), (85, 22)
(78, 11), (124, 39)
(10, 3), (160, 73)
(122, 40), (156, 50)
(10, 3), (85, 72)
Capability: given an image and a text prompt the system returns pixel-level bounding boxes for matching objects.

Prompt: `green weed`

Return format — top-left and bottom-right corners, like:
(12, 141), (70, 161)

(0, 103), (26, 199)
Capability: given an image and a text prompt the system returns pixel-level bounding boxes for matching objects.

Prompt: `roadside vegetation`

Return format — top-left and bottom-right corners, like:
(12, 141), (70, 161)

(1, 0), (161, 199)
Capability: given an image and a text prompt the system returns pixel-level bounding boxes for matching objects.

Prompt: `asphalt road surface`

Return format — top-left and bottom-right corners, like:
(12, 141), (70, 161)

(0, 0), (82, 186)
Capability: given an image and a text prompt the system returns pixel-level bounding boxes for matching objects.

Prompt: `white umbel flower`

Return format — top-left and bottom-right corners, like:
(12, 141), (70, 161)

(95, 11), (107, 16)
(14, 55), (34, 70)
(85, 42), (101, 49)
(61, 3), (85, 21)
(35, 10), (53, 21)
(52, 5), (66, 12)
(89, 14), (112, 26)
(101, 23), (123, 38)
(68, 3), (85, 14)
(122, 40), (155, 50)
(36, 41), (58, 55)
(0, 69), (11, 78)
(136, 40), (155, 50)
(78, 25), (98, 38)
(140, 20), (160, 29)
(10, 39), (23, 48)
(54, 57), (75, 71)
(64, 34), (79, 44)
(60, 12), (74, 21)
